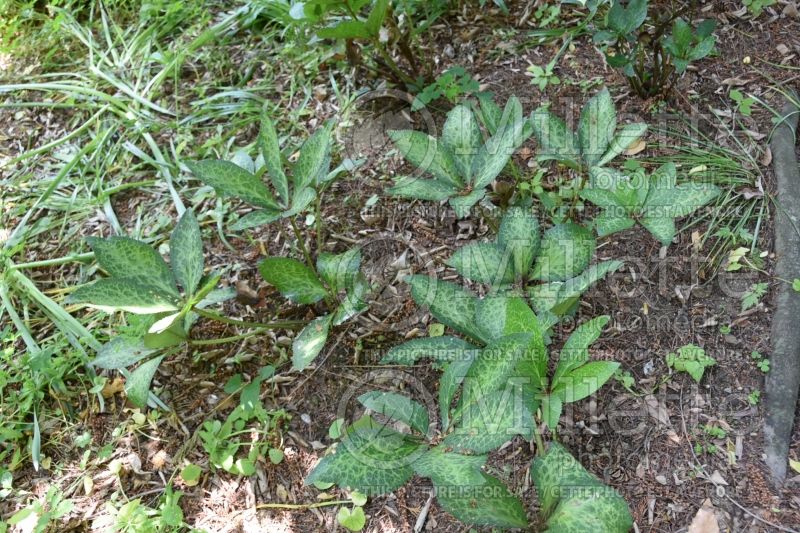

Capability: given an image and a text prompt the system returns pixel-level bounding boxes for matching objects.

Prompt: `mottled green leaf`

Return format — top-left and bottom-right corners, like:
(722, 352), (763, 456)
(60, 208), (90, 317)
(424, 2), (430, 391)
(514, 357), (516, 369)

(594, 212), (636, 237)
(317, 248), (361, 292)
(305, 416), (426, 495)
(292, 314), (333, 370)
(258, 112), (288, 203)
(69, 278), (179, 314)
(126, 355), (164, 408)
(447, 242), (513, 285)
(531, 223), (596, 281)
(529, 260), (623, 317)
(187, 160), (279, 210)
(358, 391), (429, 435)
(442, 105), (483, 179)
(461, 333), (532, 410)
(639, 216), (676, 245)
(439, 355), (478, 429)
(86, 236), (178, 298)
(498, 206), (540, 279)
(532, 443), (633, 532)
(284, 186), (317, 217)
(381, 336), (480, 365)
(471, 97), (526, 188)
(294, 127), (331, 188)
(553, 316), (610, 384)
(596, 122), (647, 167)
(448, 189), (485, 219)
(229, 209), (282, 231)
(552, 360), (620, 403)
(531, 107), (579, 166)
(578, 87), (616, 167)
(434, 472), (527, 529)
(407, 275), (487, 343)
(389, 130), (461, 187)
(541, 393), (563, 430)
(413, 446), (486, 486)
(170, 210), (204, 296)
(259, 257), (327, 304)
(386, 177), (458, 201)
(444, 389), (533, 453)
(92, 337), (154, 369)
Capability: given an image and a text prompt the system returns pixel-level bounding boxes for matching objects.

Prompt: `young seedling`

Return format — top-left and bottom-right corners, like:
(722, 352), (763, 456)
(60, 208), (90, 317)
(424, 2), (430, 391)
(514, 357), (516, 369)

(666, 344), (716, 383)
(582, 162), (720, 245)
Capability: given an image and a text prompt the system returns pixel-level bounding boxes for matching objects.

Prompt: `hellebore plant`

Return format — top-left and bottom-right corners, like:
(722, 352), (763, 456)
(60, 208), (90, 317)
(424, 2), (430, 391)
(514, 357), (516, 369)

(67, 210), (242, 406)
(582, 162), (720, 245)
(447, 206), (622, 321)
(307, 286), (630, 530)
(259, 246), (370, 370)
(386, 97), (531, 218)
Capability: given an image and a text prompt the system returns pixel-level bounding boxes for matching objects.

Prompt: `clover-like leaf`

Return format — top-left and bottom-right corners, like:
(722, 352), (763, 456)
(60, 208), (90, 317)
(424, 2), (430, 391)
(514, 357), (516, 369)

(259, 257), (328, 304)
(170, 210), (204, 296)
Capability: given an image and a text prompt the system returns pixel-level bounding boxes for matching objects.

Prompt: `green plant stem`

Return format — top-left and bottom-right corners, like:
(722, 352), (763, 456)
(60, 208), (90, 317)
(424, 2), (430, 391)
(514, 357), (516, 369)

(289, 218), (316, 271)
(256, 500), (353, 510)
(533, 423), (546, 456)
(188, 332), (256, 346)
(10, 253), (95, 270)
(193, 308), (305, 330)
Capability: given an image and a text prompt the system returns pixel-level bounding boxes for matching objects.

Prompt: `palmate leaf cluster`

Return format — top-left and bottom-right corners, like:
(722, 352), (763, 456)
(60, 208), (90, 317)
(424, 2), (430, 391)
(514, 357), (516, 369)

(447, 206), (622, 320)
(67, 210), (230, 406)
(259, 248), (370, 371)
(531, 87), (647, 170)
(386, 97), (531, 217)
(307, 280), (626, 528)
(188, 111), (351, 231)
(583, 163), (720, 245)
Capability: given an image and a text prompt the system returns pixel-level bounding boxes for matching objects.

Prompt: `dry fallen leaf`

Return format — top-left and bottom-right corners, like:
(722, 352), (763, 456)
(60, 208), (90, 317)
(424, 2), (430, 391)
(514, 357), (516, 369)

(688, 499), (720, 533)
(624, 138), (647, 155)
(102, 377), (126, 398)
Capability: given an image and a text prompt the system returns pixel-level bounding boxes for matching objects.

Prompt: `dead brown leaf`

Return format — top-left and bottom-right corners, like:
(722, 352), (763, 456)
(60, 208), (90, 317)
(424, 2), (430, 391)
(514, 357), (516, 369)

(688, 499), (720, 533)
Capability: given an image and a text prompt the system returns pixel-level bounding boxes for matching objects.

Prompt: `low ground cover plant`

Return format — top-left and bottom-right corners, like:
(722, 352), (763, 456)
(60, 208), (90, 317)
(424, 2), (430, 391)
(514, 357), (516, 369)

(259, 246), (371, 370)
(307, 288), (630, 529)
